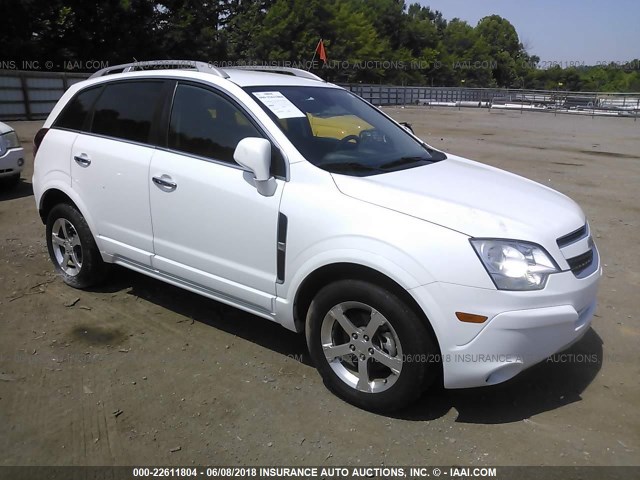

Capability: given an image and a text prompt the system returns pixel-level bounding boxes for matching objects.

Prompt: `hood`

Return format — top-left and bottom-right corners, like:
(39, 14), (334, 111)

(332, 154), (585, 243)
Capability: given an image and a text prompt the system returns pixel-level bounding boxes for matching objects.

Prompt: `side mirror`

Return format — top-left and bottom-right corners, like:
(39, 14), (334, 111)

(234, 137), (277, 196)
(234, 137), (272, 182)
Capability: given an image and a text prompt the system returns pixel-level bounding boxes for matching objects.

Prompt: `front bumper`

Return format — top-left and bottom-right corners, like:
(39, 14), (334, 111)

(0, 147), (25, 177)
(411, 247), (602, 389)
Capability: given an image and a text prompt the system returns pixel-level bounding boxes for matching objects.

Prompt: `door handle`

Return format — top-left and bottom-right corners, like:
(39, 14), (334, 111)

(152, 175), (177, 191)
(74, 154), (91, 167)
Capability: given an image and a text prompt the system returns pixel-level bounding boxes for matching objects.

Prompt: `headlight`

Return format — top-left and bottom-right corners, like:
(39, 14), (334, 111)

(1, 131), (21, 149)
(470, 239), (559, 290)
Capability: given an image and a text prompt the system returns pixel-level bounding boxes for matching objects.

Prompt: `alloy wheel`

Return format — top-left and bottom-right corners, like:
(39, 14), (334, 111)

(320, 301), (403, 393)
(50, 218), (83, 276)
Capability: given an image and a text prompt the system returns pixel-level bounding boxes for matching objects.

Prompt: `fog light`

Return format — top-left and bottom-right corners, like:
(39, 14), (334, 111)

(17, 158), (24, 167)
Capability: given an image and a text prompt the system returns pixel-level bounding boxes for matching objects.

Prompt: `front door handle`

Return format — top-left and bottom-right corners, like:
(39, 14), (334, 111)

(74, 154), (91, 167)
(152, 175), (177, 191)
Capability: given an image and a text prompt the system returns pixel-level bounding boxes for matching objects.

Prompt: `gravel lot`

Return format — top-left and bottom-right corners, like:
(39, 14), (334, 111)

(0, 108), (638, 467)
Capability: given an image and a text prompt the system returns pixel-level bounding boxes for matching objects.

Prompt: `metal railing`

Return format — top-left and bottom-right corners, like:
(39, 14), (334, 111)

(1, 69), (639, 121)
(341, 84), (640, 118)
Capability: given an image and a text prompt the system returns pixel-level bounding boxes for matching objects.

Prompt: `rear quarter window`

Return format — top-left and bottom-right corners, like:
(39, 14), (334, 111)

(91, 81), (165, 144)
(54, 87), (102, 131)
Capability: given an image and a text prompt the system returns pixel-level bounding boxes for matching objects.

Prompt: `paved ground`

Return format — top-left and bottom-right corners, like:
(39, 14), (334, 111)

(0, 109), (638, 467)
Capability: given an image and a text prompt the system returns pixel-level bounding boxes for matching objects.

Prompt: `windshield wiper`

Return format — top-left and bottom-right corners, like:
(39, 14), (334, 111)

(379, 156), (434, 170)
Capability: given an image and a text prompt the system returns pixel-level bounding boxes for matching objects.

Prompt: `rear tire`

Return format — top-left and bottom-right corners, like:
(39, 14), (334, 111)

(306, 279), (437, 412)
(46, 203), (108, 289)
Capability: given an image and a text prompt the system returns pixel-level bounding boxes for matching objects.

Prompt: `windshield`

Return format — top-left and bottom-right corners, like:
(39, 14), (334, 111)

(245, 86), (446, 176)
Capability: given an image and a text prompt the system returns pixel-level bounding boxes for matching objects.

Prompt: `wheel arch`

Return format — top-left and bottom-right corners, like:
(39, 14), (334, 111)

(39, 188), (74, 224)
(38, 187), (98, 240)
(292, 262), (441, 357)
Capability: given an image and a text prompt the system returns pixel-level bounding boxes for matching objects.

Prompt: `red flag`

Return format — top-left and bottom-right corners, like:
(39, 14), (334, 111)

(316, 39), (327, 64)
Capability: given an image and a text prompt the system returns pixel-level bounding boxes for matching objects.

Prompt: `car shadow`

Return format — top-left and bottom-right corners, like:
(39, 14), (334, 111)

(394, 327), (604, 424)
(0, 178), (34, 201)
(89, 266), (312, 365)
(90, 266), (603, 423)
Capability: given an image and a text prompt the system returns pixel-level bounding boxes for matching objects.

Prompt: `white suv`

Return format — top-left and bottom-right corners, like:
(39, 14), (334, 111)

(33, 61), (601, 412)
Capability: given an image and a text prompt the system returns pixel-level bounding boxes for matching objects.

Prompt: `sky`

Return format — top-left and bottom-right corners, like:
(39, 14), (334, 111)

(416, 0), (639, 66)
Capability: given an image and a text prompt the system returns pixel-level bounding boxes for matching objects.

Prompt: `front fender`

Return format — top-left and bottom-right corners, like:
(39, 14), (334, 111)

(274, 235), (436, 332)
(282, 237), (432, 299)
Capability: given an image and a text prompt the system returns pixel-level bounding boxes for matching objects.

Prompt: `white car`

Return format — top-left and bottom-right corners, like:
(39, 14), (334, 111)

(32, 61), (601, 411)
(0, 121), (25, 187)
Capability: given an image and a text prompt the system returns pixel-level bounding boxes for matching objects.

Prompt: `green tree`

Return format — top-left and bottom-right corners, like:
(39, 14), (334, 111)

(435, 19), (476, 85)
(2, 0), (639, 90)
(325, 0), (390, 82)
(476, 15), (521, 58)
(0, 0), (163, 65)
(361, 0), (407, 51)
(476, 15), (526, 87)
(403, 3), (440, 56)
(253, 0), (331, 61)
(581, 67), (611, 91)
(156, 0), (225, 60)
(222, 1), (274, 60)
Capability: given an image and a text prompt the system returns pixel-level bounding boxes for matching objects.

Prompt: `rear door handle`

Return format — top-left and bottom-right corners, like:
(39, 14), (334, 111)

(74, 154), (91, 167)
(152, 175), (177, 191)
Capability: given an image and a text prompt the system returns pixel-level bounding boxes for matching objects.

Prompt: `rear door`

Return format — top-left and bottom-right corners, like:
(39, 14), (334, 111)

(70, 80), (168, 266)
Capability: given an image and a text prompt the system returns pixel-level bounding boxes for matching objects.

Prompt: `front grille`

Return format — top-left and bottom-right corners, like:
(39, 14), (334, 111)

(567, 249), (594, 276)
(0, 168), (14, 174)
(557, 224), (588, 248)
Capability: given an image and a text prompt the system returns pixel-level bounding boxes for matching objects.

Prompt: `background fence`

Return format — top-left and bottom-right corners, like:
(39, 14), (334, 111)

(341, 84), (640, 118)
(1, 69), (639, 121)
(0, 70), (89, 121)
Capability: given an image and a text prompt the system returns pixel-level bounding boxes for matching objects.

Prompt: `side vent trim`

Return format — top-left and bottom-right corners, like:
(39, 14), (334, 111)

(276, 213), (288, 284)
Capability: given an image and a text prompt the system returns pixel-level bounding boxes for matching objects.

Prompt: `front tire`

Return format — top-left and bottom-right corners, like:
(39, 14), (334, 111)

(46, 203), (108, 289)
(306, 279), (437, 412)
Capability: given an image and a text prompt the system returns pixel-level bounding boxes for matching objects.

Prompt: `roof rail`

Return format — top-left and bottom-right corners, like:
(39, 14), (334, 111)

(228, 66), (324, 82)
(89, 60), (230, 79)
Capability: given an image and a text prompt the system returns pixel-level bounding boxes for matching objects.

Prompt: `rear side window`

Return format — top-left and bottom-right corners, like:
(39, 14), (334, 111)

(54, 87), (101, 131)
(92, 81), (165, 144)
(168, 84), (263, 164)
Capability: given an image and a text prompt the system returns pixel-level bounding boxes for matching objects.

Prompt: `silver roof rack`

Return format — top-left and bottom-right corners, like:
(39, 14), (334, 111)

(228, 66), (324, 82)
(89, 60), (324, 83)
(89, 60), (230, 79)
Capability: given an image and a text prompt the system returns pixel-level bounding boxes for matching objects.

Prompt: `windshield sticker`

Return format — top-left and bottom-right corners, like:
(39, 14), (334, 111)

(253, 91), (306, 119)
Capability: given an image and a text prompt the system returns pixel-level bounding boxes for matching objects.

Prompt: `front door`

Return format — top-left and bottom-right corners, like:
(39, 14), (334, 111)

(149, 83), (284, 313)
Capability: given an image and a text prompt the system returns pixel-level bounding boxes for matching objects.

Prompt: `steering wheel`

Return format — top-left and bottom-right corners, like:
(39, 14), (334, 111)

(337, 134), (360, 149)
